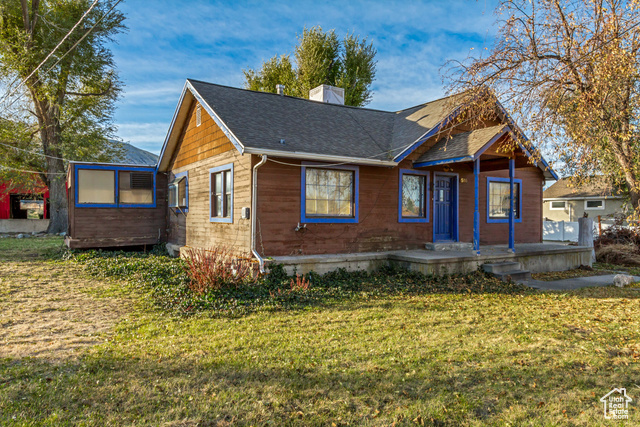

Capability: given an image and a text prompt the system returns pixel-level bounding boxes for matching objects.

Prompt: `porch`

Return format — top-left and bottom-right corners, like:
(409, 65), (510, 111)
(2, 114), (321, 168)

(409, 123), (558, 252)
(270, 242), (593, 276)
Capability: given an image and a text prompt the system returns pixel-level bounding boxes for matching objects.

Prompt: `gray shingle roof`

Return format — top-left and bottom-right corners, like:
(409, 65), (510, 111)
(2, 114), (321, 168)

(415, 125), (507, 164)
(166, 80), (554, 180)
(544, 177), (621, 198)
(188, 79), (462, 161)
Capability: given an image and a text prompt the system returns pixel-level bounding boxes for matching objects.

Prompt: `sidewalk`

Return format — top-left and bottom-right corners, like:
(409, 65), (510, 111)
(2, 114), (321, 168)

(523, 274), (640, 291)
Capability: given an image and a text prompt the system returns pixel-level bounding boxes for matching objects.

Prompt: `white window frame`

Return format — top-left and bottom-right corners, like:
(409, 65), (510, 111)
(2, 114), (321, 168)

(584, 199), (605, 210)
(549, 200), (567, 210)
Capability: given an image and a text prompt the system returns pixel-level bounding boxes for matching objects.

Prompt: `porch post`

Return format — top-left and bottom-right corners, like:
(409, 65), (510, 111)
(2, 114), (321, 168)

(473, 158), (480, 255)
(509, 157), (515, 253)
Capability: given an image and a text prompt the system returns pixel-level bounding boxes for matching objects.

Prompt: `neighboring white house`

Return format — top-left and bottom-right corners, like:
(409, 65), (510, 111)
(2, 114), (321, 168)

(543, 177), (626, 224)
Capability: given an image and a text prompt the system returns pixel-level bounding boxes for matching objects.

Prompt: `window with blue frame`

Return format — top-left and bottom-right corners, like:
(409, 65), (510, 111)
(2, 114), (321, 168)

(75, 165), (156, 208)
(399, 169), (429, 223)
(209, 163), (233, 223)
(301, 164), (359, 223)
(487, 177), (522, 223)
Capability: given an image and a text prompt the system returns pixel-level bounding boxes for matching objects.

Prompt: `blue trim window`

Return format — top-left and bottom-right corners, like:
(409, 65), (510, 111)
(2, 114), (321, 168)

(209, 163), (233, 223)
(74, 164), (156, 208)
(399, 169), (429, 223)
(169, 171), (189, 212)
(486, 176), (523, 223)
(301, 163), (359, 224)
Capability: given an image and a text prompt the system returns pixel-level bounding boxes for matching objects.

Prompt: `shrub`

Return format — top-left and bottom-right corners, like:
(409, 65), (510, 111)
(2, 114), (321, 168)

(596, 243), (640, 266)
(595, 224), (640, 248)
(70, 247), (528, 318)
(289, 274), (311, 291)
(183, 247), (260, 294)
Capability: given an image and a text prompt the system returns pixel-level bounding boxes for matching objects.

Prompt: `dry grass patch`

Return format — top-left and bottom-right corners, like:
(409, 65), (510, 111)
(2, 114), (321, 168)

(0, 237), (134, 361)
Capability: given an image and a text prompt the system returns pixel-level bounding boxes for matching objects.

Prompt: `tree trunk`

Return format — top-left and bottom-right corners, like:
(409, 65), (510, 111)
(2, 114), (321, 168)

(46, 157), (67, 234)
(36, 101), (68, 234)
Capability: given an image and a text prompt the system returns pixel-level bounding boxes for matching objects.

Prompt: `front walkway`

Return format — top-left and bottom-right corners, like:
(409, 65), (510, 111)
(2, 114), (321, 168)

(524, 274), (640, 291)
(271, 242), (593, 275)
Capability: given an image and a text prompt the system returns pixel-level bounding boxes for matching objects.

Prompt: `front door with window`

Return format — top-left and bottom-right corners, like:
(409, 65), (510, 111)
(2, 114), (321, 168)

(434, 175), (456, 241)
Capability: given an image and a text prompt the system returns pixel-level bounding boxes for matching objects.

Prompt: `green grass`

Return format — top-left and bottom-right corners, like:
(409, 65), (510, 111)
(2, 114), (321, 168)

(0, 235), (65, 262)
(1, 238), (640, 425)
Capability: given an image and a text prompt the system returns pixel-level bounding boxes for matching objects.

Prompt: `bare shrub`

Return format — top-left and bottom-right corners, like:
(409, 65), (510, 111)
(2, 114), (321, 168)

(595, 243), (640, 266)
(184, 247), (259, 294)
(290, 274), (311, 292)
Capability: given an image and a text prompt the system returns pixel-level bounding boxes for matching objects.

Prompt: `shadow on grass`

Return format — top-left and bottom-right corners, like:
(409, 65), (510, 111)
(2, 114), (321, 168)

(0, 336), (629, 426)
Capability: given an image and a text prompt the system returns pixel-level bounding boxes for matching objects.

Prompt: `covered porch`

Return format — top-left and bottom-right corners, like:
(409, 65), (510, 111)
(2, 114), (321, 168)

(410, 123), (558, 253)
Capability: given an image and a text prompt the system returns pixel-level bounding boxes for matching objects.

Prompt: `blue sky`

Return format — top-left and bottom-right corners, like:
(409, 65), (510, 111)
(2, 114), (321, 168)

(110, 0), (500, 154)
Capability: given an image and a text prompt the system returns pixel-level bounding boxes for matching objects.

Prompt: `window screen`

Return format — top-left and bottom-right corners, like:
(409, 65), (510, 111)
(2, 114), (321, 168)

(305, 168), (354, 217)
(550, 201), (566, 209)
(77, 169), (115, 204)
(119, 171), (153, 205)
(488, 181), (520, 219)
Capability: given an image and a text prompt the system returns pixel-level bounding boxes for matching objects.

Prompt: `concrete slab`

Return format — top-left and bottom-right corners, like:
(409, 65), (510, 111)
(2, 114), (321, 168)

(523, 275), (640, 291)
(270, 243), (594, 275)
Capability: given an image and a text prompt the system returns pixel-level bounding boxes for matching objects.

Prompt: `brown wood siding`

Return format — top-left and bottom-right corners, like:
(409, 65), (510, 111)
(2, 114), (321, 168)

(172, 102), (235, 169)
(479, 166), (543, 245)
(256, 159), (544, 256)
(66, 171), (167, 249)
(256, 158), (433, 256)
(167, 105), (252, 254)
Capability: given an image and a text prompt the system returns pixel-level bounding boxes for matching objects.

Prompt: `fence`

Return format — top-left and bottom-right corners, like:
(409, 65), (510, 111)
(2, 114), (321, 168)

(543, 220), (579, 242)
(543, 220), (618, 242)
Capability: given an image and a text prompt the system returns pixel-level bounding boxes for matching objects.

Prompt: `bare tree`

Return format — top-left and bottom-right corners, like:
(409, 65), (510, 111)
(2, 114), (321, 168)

(446, 0), (640, 213)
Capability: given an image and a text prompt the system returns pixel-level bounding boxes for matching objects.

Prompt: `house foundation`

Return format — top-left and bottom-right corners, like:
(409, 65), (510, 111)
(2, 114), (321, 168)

(271, 243), (593, 276)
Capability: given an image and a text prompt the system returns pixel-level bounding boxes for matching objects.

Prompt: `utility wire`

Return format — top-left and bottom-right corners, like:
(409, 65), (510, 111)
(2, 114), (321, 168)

(0, 164), (64, 175)
(0, 0), (100, 106)
(0, 141), (72, 162)
(2, 0), (122, 113)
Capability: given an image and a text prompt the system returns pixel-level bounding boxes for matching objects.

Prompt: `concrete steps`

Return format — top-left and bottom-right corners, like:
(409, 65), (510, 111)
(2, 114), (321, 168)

(482, 262), (531, 282)
(425, 242), (473, 251)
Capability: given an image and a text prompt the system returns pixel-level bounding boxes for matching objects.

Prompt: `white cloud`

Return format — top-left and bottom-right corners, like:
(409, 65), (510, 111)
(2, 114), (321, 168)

(115, 122), (169, 154)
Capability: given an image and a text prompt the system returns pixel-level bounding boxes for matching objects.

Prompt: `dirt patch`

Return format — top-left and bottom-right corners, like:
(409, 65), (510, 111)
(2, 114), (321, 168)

(0, 261), (132, 360)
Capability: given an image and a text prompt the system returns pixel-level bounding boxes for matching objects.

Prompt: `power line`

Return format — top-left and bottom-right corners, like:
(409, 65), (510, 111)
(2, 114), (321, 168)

(0, 164), (64, 175)
(0, 141), (72, 162)
(0, 0), (99, 106)
(2, 0), (122, 114)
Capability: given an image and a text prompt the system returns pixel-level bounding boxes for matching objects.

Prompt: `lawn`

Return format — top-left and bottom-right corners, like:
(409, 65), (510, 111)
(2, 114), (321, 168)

(1, 238), (639, 426)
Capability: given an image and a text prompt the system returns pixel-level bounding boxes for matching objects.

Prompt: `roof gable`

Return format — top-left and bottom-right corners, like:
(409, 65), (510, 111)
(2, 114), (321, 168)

(157, 79), (557, 178)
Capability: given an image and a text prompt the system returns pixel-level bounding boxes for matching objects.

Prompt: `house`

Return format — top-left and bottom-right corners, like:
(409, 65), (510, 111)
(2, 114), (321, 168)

(0, 176), (49, 234)
(63, 79), (588, 275)
(65, 144), (160, 247)
(543, 177), (626, 225)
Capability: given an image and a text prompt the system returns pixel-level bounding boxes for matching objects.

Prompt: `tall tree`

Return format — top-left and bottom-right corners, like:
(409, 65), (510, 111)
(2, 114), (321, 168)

(244, 26), (377, 107)
(0, 0), (125, 232)
(446, 0), (640, 214)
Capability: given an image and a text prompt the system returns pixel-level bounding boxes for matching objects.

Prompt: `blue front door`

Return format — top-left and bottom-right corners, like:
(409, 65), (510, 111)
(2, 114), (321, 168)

(434, 175), (456, 241)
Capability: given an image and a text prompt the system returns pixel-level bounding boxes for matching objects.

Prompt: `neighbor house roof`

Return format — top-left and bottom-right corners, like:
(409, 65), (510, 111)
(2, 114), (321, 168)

(543, 177), (623, 199)
(157, 79), (557, 179)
